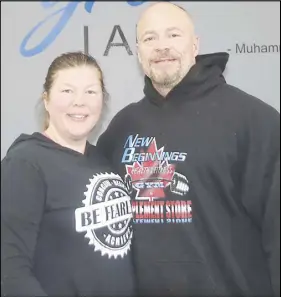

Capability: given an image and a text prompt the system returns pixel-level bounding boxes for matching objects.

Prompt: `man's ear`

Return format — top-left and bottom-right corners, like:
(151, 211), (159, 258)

(193, 35), (200, 57)
(136, 42), (143, 65)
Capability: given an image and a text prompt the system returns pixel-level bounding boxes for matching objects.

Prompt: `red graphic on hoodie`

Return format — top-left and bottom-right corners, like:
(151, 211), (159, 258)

(124, 139), (188, 201)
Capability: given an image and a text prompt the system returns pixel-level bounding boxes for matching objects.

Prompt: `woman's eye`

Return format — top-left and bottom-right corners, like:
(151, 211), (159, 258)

(62, 89), (72, 93)
(86, 90), (96, 95)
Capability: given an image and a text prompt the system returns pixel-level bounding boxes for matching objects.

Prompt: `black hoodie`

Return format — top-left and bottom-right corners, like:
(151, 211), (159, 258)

(96, 52), (280, 297)
(1, 132), (136, 296)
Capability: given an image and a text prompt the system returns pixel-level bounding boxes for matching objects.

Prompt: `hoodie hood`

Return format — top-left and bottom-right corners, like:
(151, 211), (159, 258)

(7, 133), (42, 155)
(143, 52), (229, 106)
(6, 132), (93, 157)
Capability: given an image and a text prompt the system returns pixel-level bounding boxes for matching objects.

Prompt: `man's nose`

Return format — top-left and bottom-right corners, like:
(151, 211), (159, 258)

(154, 38), (171, 52)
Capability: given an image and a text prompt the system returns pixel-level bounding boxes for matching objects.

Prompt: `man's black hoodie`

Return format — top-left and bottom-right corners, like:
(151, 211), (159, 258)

(97, 52), (280, 297)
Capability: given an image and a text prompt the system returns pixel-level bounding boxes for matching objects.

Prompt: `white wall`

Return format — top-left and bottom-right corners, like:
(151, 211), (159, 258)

(1, 1), (280, 158)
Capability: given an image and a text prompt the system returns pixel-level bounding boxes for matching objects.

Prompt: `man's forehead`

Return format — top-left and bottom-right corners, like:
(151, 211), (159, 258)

(140, 26), (185, 38)
(136, 3), (194, 37)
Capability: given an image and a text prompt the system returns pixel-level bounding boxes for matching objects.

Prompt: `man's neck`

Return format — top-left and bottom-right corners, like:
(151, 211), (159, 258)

(44, 127), (87, 154)
(152, 83), (172, 97)
(151, 63), (195, 97)
(152, 76), (185, 98)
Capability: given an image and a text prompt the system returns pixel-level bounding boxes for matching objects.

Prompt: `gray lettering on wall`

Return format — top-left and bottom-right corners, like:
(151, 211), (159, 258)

(235, 43), (280, 54)
(103, 25), (133, 56)
(84, 26), (89, 55)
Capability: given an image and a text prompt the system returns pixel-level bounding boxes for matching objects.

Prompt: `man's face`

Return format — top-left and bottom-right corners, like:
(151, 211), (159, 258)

(137, 4), (199, 89)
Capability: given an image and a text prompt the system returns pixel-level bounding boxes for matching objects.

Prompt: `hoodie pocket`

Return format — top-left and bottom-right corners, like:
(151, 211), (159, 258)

(142, 260), (217, 297)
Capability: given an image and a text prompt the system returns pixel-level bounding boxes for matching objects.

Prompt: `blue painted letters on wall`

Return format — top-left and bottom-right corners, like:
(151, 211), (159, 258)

(20, 1), (145, 57)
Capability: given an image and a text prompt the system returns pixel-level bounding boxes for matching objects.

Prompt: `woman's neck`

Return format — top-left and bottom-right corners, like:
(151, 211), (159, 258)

(43, 127), (87, 154)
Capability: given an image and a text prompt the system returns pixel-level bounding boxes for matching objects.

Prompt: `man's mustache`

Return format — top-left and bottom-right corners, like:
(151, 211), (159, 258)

(150, 52), (179, 63)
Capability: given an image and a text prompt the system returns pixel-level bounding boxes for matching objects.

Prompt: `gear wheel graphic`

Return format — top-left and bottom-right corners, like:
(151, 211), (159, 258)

(79, 172), (133, 259)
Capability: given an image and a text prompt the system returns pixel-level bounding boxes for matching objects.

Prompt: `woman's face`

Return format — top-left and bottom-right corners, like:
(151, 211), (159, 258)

(44, 66), (103, 141)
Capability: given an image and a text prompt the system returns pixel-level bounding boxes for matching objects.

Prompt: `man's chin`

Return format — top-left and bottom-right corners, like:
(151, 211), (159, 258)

(152, 74), (180, 87)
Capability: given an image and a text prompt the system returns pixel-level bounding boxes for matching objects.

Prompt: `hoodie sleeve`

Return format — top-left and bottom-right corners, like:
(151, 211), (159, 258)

(1, 157), (48, 296)
(240, 104), (280, 297)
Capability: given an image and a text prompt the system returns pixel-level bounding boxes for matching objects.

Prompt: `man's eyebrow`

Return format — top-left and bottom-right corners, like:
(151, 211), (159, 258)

(140, 30), (157, 40)
(139, 27), (183, 41)
(166, 26), (184, 33)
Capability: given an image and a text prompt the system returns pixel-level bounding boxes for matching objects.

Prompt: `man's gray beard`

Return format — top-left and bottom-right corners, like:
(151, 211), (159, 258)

(150, 68), (182, 89)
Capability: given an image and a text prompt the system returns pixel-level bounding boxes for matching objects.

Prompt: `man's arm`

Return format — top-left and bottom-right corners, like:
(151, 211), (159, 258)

(240, 103), (280, 296)
(262, 155), (280, 296)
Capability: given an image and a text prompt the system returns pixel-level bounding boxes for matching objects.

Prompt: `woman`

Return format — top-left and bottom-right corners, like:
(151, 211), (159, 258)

(1, 52), (135, 296)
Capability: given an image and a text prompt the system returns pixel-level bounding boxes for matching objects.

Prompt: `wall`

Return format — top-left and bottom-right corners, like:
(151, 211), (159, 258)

(1, 1), (280, 158)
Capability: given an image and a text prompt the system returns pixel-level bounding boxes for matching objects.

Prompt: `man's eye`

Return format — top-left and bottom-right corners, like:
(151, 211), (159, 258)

(144, 36), (154, 42)
(170, 34), (180, 38)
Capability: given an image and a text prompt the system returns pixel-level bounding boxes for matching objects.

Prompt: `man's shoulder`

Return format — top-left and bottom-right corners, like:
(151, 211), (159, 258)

(97, 97), (146, 143)
(109, 97), (146, 125)
(219, 83), (279, 118)
(116, 98), (145, 116)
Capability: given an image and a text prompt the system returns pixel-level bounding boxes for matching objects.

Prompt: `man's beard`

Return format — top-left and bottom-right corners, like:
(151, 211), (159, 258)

(149, 60), (182, 88)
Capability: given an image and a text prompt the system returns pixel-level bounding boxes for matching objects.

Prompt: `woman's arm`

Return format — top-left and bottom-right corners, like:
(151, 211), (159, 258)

(1, 157), (48, 296)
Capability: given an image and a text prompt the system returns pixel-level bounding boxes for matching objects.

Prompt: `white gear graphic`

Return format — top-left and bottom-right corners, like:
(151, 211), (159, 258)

(77, 172), (133, 259)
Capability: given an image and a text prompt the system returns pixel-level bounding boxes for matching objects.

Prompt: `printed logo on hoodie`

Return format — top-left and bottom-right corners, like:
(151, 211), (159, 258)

(75, 172), (133, 259)
(121, 134), (192, 225)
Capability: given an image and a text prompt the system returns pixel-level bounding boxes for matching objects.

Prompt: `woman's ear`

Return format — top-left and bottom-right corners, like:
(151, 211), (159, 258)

(43, 92), (49, 111)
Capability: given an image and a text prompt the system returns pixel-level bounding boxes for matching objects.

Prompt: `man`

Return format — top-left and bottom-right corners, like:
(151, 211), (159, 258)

(97, 2), (280, 296)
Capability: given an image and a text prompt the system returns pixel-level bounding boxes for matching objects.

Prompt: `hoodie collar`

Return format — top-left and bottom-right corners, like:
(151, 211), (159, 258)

(7, 132), (93, 157)
(143, 52), (229, 107)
